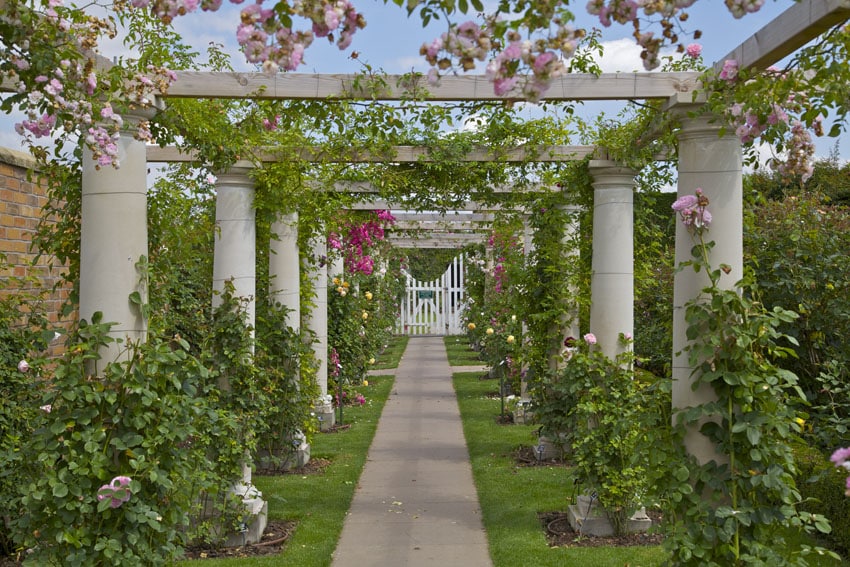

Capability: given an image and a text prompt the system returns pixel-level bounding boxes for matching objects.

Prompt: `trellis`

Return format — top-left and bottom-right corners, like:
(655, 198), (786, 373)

(5, 0), (846, 545)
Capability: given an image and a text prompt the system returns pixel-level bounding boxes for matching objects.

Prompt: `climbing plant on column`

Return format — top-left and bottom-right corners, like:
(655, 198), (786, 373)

(661, 190), (836, 566)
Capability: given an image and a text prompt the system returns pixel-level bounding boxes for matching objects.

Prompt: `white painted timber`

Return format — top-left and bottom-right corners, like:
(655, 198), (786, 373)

(398, 254), (466, 335)
(714, 0), (850, 72)
(392, 221), (489, 230)
(391, 237), (486, 248)
(144, 144), (595, 163)
(164, 72), (700, 101)
(391, 213), (495, 222)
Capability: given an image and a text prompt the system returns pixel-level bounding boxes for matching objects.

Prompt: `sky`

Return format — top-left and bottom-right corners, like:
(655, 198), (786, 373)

(1, 0), (847, 161)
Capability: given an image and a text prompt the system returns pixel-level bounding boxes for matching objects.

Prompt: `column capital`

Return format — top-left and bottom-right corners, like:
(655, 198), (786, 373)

(588, 160), (637, 190)
(216, 160), (255, 185)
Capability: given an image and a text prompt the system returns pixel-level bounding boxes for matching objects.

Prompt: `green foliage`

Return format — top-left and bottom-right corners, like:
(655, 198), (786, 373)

(743, 189), (850, 450)
(453, 368), (667, 566)
(662, 219), (837, 566)
(794, 442), (850, 556)
(147, 166), (216, 352)
(11, 313), (246, 566)
(0, 257), (51, 556)
(253, 300), (319, 472)
(532, 336), (664, 535)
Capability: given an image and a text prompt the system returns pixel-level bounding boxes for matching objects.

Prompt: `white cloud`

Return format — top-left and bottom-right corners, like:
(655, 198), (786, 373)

(591, 37), (679, 73)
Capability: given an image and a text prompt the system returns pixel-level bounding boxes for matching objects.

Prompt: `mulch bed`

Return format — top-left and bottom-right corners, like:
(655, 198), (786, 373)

(183, 520), (296, 560)
(513, 444), (569, 467)
(540, 510), (664, 548)
(257, 456), (332, 476)
(0, 520), (298, 565)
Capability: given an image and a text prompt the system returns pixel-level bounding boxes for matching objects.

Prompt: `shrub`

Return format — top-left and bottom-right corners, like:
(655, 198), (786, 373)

(11, 313), (246, 566)
(794, 441), (850, 555)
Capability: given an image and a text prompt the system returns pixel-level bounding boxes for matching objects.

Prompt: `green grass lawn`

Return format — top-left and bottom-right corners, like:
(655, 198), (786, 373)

(180, 372), (395, 566)
(370, 335), (408, 370)
(443, 335), (486, 366)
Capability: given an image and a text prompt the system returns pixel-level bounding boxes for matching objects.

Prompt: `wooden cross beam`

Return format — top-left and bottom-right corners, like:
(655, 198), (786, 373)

(145, 145), (596, 163)
(713, 0), (850, 72)
(163, 72), (700, 102)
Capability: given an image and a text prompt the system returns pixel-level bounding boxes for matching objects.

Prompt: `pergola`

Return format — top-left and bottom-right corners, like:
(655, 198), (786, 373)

(37, 0), (850, 543)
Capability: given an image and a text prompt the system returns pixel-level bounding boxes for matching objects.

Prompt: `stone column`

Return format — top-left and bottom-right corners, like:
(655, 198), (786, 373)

(671, 102), (743, 466)
(212, 161), (267, 545)
(588, 161), (635, 359)
(80, 110), (152, 363)
(269, 212), (300, 329)
(330, 237), (344, 281)
(213, 161), (256, 334)
(304, 232), (335, 429)
(548, 204), (581, 371)
(269, 211), (311, 467)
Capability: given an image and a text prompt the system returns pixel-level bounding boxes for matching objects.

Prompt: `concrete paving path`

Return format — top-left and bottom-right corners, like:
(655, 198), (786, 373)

(331, 336), (493, 567)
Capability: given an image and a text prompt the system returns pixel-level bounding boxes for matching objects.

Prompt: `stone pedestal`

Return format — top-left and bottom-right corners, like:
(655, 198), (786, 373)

(315, 398), (336, 431)
(567, 495), (652, 537)
(224, 481), (269, 547)
(535, 435), (567, 461)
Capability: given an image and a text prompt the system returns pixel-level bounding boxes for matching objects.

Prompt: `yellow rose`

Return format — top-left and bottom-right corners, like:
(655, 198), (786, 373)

(506, 335), (515, 344)
(467, 322), (476, 330)
(342, 281), (350, 288)
(332, 277), (340, 285)
(340, 289), (347, 297)
(486, 328), (494, 335)
(362, 311), (369, 320)
(363, 379), (370, 385)
(336, 286), (345, 294)
(368, 358), (375, 365)
(365, 291), (373, 301)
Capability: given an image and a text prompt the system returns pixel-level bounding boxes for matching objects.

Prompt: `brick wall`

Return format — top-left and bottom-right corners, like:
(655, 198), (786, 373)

(0, 146), (73, 358)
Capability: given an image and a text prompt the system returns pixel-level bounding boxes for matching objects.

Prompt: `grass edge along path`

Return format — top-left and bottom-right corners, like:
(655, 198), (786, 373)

(452, 370), (667, 567)
(182, 338), (405, 567)
(371, 335), (408, 370)
(443, 335), (487, 366)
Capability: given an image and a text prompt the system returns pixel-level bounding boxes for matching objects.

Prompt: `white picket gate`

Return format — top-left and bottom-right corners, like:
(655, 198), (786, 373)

(398, 254), (466, 336)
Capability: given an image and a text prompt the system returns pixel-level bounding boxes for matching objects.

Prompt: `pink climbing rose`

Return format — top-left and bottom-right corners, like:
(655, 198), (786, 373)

(685, 43), (702, 58)
(583, 333), (597, 345)
(97, 476), (133, 509)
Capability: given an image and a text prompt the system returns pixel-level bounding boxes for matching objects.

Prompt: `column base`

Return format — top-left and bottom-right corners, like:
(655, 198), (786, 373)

(315, 401), (336, 431)
(567, 495), (651, 537)
(225, 483), (268, 547)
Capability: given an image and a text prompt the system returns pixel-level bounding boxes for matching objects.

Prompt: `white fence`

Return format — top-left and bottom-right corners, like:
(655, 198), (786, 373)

(398, 254), (466, 336)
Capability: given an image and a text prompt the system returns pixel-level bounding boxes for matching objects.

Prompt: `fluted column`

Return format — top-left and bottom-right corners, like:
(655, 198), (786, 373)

(671, 103), (743, 466)
(589, 161), (635, 359)
(80, 109), (152, 363)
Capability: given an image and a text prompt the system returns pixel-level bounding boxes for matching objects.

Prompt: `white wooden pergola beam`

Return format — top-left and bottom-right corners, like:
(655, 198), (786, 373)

(713, 0), (850, 72)
(163, 72), (700, 101)
(391, 213), (495, 222)
(390, 236), (487, 248)
(392, 220), (488, 230)
(345, 201), (506, 211)
(145, 145), (595, 163)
